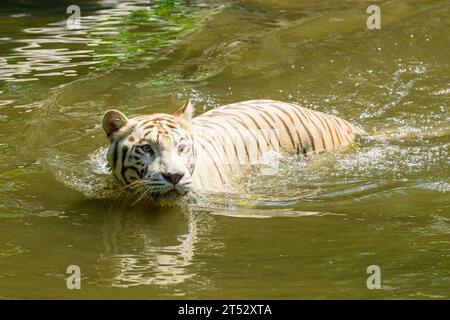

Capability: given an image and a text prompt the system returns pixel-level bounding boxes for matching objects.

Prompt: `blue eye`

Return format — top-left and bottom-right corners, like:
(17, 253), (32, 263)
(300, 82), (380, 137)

(141, 145), (154, 155)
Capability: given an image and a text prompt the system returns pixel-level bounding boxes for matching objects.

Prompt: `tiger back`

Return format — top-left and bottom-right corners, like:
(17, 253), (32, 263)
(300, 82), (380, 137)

(191, 100), (364, 190)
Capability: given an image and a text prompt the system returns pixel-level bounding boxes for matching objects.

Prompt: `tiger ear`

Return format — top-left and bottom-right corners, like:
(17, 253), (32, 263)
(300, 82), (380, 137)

(174, 99), (194, 121)
(102, 109), (128, 136)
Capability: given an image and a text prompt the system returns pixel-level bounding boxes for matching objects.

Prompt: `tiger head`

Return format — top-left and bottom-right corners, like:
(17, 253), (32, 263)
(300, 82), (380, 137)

(102, 100), (196, 202)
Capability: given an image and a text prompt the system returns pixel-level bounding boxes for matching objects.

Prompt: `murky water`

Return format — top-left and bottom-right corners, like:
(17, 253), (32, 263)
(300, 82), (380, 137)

(0, 0), (449, 299)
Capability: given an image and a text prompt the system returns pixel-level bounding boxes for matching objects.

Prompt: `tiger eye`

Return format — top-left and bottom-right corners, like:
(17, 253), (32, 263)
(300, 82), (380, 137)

(141, 145), (153, 154)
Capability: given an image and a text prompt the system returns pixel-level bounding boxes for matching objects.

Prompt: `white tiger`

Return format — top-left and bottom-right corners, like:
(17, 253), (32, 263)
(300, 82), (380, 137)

(102, 99), (364, 202)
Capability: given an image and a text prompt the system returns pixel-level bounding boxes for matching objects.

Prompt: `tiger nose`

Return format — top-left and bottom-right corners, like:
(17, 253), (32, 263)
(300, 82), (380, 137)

(162, 172), (184, 185)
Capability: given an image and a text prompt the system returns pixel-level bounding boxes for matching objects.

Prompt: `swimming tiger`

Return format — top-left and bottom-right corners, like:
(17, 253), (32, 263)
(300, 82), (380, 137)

(102, 99), (364, 202)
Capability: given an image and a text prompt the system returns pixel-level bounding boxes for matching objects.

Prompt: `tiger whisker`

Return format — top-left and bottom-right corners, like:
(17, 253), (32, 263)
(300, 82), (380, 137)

(117, 180), (146, 199)
(132, 186), (151, 206)
(132, 184), (161, 206)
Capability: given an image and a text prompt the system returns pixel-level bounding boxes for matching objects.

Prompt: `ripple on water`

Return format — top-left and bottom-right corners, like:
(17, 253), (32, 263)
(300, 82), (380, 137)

(0, 0), (222, 105)
(39, 147), (117, 199)
(46, 121), (448, 216)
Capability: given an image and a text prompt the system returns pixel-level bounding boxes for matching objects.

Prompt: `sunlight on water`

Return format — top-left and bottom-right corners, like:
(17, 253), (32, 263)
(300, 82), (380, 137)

(0, 0), (222, 105)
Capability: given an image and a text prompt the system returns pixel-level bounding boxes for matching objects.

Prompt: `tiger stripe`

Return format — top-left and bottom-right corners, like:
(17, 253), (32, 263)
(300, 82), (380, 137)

(190, 100), (363, 189)
(105, 99), (364, 192)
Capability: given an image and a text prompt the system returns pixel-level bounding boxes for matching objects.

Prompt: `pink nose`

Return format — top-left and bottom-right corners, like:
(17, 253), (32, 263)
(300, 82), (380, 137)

(162, 172), (184, 185)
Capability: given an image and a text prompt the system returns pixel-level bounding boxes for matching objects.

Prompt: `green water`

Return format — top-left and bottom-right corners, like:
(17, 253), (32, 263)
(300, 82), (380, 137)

(0, 0), (449, 299)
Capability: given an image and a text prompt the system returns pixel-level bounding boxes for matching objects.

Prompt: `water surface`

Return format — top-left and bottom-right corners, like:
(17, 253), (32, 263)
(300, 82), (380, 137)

(0, 0), (449, 299)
